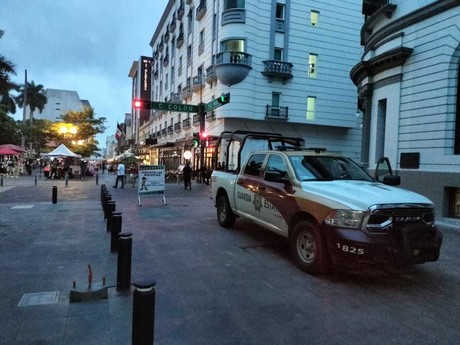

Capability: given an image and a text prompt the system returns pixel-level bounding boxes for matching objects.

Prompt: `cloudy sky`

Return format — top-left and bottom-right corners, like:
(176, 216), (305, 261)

(1, 0), (169, 145)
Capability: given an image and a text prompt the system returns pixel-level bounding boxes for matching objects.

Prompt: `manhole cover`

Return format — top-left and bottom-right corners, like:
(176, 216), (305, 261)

(18, 291), (60, 307)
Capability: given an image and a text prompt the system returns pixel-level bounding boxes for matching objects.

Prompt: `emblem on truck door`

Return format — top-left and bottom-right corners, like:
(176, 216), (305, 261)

(253, 194), (263, 212)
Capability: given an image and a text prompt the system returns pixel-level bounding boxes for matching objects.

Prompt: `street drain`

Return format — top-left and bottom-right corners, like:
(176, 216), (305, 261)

(18, 291), (60, 307)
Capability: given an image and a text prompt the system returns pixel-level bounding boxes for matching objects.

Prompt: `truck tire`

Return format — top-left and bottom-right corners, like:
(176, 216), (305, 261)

(217, 194), (236, 228)
(290, 220), (329, 275)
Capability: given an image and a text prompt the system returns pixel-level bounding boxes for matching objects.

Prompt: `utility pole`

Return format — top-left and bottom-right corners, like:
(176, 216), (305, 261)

(21, 69), (28, 148)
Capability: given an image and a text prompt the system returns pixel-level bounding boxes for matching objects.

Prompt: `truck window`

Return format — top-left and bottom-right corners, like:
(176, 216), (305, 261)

(243, 154), (266, 176)
(266, 155), (288, 178)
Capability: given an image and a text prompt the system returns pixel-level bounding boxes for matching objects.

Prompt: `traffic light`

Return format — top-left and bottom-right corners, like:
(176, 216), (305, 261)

(217, 93), (230, 104)
(200, 132), (208, 147)
(132, 99), (150, 109)
(192, 132), (199, 147)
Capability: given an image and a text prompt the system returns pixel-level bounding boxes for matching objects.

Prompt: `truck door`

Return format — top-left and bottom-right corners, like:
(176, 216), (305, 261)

(257, 154), (294, 235)
(235, 153), (266, 219)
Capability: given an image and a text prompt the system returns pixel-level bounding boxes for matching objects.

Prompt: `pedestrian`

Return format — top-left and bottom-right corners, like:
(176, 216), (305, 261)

(50, 158), (58, 179)
(183, 161), (192, 190)
(200, 164), (209, 185)
(113, 161), (126, 188)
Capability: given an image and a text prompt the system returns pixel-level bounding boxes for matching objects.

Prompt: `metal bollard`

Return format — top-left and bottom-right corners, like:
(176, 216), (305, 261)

(34, 174), (37, 186)
(106, 201), (116, 232)
(103, 194), (112, 219)
(96, 173), (99, 185)
(100, 185), (107, 206)
(65, 172), (69, 186)
(132, 280), (156, 345)
(117, 232), (132, 291)
(110, 212), (122, 252)
(0, 174), (3, 187)
(52, 186), (58, 204)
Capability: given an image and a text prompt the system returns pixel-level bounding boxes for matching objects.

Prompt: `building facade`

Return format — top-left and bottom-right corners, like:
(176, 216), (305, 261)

(34, 89), (90, 122)
(351, 0), (460, 218)
(131, 0), (363, 171)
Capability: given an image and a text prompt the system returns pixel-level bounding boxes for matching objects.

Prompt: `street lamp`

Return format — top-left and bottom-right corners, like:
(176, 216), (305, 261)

(59, 124), (78, 147)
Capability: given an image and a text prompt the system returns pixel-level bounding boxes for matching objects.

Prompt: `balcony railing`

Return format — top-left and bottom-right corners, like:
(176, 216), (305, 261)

(168, 125), (173, 134)
(206, 65), (217, 84)
(182, 85), (193, 100)
(170, 92), (181, 103)
(265, 105), (288, 120)
(182, 118), (191, 128)
(177, 4), (185, 19)
(177, 33), (184, 48)
(192, 75), (204, 92)
(206, 111), (215, 121)
(185, 0), (192, 4)
(192, 114), (200, 124)
(215, 51), (252, 86)
(156, 130), (161, 137)
(174, 122), (181, 131)
(196, 1), (206, 21)
(163, 55), (169, 67)
(161, 128), (167, 136)
(262, 60), (293, 83)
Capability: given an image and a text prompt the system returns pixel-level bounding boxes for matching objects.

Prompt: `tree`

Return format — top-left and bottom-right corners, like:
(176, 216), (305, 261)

(16, 80), (47, 121)
(0, 112), (21, 145)
(0, 29), (19, 117)
(48, 107), (107, 157)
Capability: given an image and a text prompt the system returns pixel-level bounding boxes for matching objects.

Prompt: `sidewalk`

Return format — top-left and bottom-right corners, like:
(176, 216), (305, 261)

(0, 172), (215, 345)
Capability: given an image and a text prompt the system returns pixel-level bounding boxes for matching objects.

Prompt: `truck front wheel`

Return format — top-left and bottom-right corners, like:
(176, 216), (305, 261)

(217, 194), (236, 228)
(290, 221), (329, 275)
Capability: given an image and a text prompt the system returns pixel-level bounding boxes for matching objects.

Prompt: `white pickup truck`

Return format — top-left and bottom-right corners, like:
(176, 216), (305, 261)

(210, 131), (443, 275)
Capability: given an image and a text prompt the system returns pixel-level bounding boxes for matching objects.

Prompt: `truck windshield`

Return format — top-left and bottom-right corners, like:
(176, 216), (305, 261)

(289, 155), (373, 182)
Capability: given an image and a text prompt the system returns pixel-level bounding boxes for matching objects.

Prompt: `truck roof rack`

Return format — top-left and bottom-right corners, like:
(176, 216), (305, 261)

(214, 130), (306, 172)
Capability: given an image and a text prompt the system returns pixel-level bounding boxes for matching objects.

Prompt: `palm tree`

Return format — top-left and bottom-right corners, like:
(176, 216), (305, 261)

(16, 80), (48, 121)
(0, 29), (19, 115)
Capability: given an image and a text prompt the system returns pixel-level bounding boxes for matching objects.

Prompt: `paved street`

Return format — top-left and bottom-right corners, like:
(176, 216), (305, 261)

(0, 172), (460, 345)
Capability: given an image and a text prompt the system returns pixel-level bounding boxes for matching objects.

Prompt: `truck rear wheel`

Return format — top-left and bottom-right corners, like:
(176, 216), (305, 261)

(217, 194), (236, 228)
(290, 220), (329, 275)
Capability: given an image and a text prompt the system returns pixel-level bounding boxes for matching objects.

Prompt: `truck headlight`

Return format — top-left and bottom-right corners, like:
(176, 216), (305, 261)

(324, 210), (365, 229)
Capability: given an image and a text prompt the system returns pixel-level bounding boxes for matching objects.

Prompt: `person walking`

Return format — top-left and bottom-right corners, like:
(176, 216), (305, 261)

(200, 164), (209, 185)
(113, 162), (126, 188)
(183, 161), (192, 190)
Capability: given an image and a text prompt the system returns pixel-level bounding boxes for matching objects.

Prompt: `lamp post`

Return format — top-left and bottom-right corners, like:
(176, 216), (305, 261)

(59, 124), (78, 147)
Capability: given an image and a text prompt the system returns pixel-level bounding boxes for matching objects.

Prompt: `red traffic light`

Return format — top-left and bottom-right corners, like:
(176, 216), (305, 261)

(132, 99), (150, 109)
(200, 132), (208, 139)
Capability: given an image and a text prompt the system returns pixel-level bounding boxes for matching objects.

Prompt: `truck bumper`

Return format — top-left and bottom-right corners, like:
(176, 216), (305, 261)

(322, 223), (443, 269)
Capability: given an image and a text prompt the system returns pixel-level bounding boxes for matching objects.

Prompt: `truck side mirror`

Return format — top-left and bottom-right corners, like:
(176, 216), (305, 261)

(264, 170), (286, 183)
(383, 174), (401, 186)
(374, 157), (400, 186)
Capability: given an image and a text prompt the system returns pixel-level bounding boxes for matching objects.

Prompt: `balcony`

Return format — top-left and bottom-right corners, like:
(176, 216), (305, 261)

(158, 41), (164, 52)
(262, 60), (293, 83)
(161, 128), (167, 136)
(192, 75), (204, 93)
(170, 92), (181, 103)
(174, 122), (181, 131)
(215, 51), (252, 86)
(182, 85), (193, 100)
(206, 65), (217, 84)
(196, 1), (206, 21)
(168, 125), (173, 135)
(157, 130), (161, 137)
(182, 118), (191, 128)
(163, 55), (169, 67)
(177, 4), (185, 19)
(265, 105), (288, 120)
(177, 33), (184, 49)
(192, 114), (200, 124)
(153, 70), (159, 80)
(205, 111), (215, 121)
(170, 18), (176, 33)
(185, 0), (192, 4)
(164, 31), (170, 42)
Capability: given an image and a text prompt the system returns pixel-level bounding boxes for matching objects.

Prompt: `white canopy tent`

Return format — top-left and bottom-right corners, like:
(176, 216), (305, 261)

(41, 144), (82, 158)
